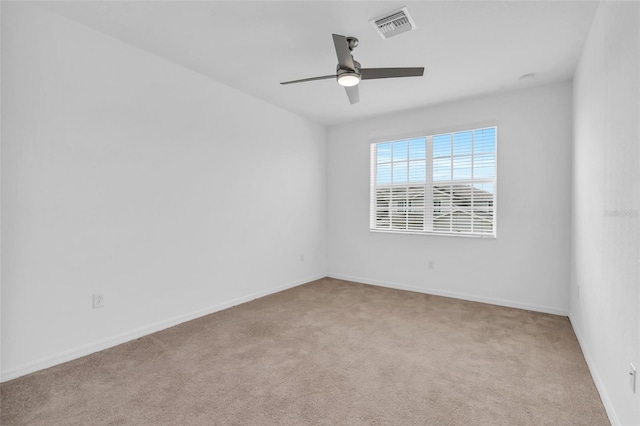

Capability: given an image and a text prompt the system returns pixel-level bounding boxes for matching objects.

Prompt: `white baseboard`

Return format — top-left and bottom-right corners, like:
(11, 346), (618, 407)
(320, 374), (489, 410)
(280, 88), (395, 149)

(327, 273), (569, 316)
(0, 274), (325, 383)
(569, 314), (620, 426)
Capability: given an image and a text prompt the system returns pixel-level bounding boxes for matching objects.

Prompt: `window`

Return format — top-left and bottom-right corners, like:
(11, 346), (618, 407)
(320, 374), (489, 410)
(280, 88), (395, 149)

(370, 126), (496, 237)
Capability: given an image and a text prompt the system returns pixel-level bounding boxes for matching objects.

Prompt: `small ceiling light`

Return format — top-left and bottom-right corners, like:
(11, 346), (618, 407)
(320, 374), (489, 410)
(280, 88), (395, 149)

(337, 73), (361, 87)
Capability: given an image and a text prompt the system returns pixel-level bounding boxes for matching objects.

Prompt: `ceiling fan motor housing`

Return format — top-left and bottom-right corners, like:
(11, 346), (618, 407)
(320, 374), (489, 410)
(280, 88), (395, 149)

(336, 60), (361, 86)
(337, 60), (361, 75)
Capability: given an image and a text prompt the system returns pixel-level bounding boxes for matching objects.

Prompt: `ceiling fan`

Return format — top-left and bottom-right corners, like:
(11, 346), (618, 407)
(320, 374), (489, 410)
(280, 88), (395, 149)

(280, 34), (424, 104)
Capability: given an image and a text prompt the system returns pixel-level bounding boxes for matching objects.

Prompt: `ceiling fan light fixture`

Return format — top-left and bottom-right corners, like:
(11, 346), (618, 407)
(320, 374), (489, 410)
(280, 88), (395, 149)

(280, 34), (424, 104)
(337, 73), (360, 87)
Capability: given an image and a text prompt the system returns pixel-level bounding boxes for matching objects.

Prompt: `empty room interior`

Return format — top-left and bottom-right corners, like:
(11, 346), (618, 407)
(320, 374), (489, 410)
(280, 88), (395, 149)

(1, 1), (639, 425)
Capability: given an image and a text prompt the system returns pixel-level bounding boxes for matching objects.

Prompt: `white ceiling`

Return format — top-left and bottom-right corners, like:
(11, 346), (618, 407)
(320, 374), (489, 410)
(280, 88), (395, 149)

(37, 1), (599, 126)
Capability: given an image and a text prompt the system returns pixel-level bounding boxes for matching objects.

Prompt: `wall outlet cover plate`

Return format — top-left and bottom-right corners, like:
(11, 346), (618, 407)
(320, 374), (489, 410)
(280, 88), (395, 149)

(93, 294), (104, 309)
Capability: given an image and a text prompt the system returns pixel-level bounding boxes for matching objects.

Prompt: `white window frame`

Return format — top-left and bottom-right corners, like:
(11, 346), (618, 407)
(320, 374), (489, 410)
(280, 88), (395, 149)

(370, 126), (497, 238)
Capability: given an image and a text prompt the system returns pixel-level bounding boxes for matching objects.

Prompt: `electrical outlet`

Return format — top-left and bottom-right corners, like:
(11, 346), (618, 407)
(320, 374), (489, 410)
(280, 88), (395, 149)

(93, 294), (104, 309)
(630, 363), (637, 393)
(577, 285), (580, 299)
(427, 260), (434, 270)
(300, 253), (305, 262)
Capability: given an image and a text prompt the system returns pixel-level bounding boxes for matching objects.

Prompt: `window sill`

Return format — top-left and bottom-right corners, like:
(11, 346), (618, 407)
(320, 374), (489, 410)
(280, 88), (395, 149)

(369, 229), (496, 239)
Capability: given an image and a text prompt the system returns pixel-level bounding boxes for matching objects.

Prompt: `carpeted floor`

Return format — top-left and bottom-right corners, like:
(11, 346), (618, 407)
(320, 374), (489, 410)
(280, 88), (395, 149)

(1, 277), (609, 425)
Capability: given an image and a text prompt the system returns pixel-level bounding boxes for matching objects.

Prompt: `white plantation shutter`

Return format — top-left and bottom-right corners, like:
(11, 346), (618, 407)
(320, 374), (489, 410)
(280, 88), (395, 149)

(370, 127), (496, 237)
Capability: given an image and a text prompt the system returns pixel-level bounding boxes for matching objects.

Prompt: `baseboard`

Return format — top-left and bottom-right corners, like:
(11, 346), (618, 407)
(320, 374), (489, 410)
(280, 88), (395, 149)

(569, 314), (620, 426)
(327, 273), (569, 316)
(0, 274), (325, 383)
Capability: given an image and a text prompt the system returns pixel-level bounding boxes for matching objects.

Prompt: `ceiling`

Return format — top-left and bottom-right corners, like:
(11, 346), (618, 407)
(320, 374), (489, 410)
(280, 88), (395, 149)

(37, 1), (599, 126)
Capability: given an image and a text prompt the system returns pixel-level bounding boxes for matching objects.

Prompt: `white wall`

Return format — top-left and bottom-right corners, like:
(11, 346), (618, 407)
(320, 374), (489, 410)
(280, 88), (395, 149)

(571, 2), (640, 425)
(0, 4), (326, 381)
(327, 82), (573, 315)
(0, 1), (3, 383)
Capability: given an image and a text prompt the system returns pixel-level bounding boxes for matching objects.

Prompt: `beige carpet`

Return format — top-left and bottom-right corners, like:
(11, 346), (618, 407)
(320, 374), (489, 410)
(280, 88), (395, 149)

(1, 278), (609, 425)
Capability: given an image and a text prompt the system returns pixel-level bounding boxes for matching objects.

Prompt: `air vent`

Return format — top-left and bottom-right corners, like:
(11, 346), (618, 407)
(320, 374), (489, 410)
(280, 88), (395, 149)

(370, 7), (417, 39)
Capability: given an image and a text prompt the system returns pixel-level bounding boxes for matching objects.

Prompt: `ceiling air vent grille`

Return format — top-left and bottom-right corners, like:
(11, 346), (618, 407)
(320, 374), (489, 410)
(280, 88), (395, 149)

(370, 7), (417, 39)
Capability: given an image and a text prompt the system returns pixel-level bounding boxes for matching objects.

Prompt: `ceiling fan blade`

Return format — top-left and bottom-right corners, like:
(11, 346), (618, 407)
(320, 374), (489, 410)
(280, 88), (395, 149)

(360, 67), (425, 80)
(345, 85), (359, 104)
(280, 75), (336, 85)
(332, 34), (355, 71)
